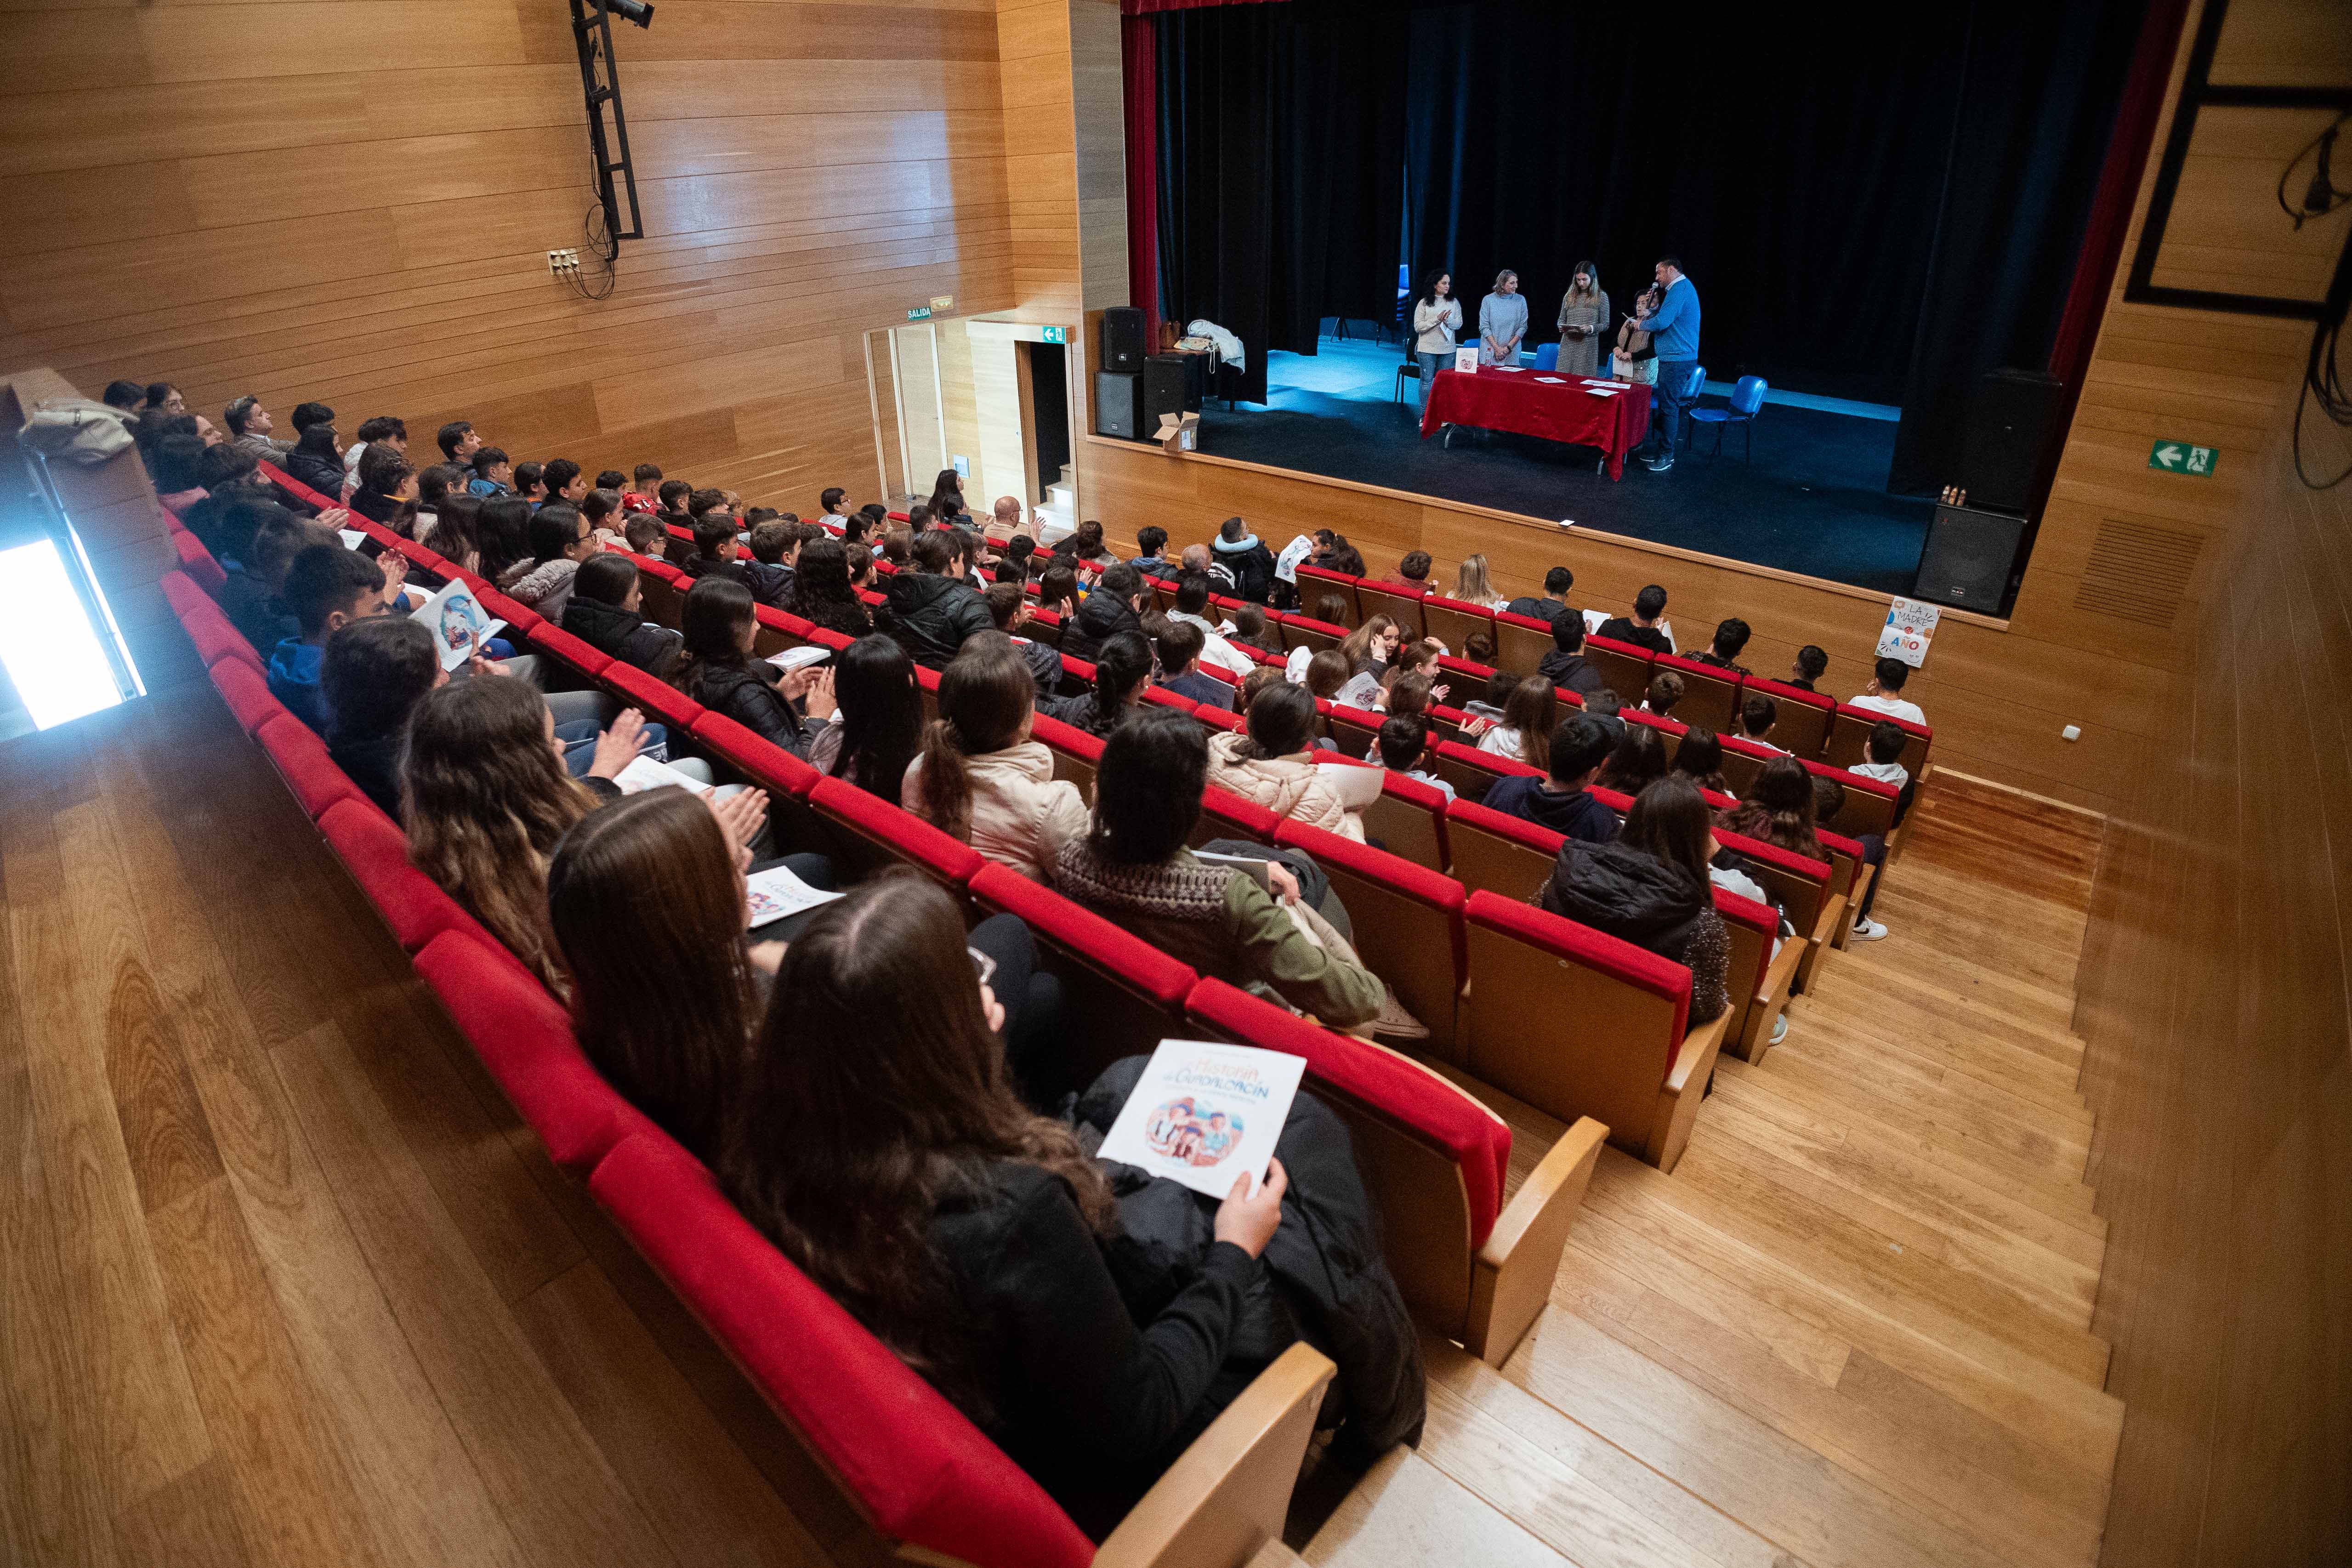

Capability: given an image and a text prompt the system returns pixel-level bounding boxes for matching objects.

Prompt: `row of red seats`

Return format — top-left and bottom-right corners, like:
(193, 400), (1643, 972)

(177, 465), (1612, 1568)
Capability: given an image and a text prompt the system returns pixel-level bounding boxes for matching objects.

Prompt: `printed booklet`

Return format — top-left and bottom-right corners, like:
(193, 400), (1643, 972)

(610, 753), (712, 796)
(743, 863), (842, 928)
(410, 577), (506, 670)
(1095, 1039), (1307, 1199)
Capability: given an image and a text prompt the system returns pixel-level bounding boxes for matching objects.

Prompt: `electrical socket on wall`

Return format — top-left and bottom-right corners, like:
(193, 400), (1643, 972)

(547, 249), (581, 274)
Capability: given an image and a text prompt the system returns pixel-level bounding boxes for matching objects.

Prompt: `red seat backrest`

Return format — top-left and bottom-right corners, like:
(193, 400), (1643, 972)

(207, 653), (284, 735)
(969, 862), (1198, 1011)
(172, 527), (229, 597)
(1464, 889), (1693, 1069)
(687, 712), (823, 798)
(255, 713), (364, 819)
(602, 658), (703, 729)
(526, 620), (614, 678)
(1740, 675), (1835, 758)
(317, 798), (486, 954)
(807, 776), (985, 888)
(1653, 651), (1740, 733)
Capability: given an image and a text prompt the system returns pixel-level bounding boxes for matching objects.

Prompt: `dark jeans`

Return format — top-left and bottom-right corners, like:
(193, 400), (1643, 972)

(967, 913), (1066, 1096)
(1854, 833), (1888, 923)
(1650, 359), (1697, 454)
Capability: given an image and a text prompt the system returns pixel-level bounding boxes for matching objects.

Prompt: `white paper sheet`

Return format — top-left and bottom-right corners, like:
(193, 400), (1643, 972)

(1274, 534), (1317, 585)
(1095, 1040), (1307, 1199)
(409, 577), (506, 671)
(744, 863), (843, 927)
(338, 528), (367, 550)
(611, 753), (712, 797)
(767, 645), (831, 672)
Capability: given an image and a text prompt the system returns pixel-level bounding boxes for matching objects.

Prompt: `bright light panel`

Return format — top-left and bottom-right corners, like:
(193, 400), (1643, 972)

(0, 540), (131, 729)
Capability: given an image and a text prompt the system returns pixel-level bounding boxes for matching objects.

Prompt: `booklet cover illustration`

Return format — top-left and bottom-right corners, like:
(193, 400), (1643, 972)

(1095, 1040), (1307, 1199)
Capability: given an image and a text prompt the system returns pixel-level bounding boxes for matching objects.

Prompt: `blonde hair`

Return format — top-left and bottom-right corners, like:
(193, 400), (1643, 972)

(1494, 269), (1518, 290)
(1453, 553), (1505, 608)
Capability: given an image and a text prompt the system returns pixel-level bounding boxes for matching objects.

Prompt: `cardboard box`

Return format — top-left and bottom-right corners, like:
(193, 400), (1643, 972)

(1156, 411), (1200, 454)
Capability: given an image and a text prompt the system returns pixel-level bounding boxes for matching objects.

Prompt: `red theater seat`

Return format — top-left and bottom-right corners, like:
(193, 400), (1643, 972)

(1274, 820), (1466, 1050)
(1195, 785), (1281, 846)
(1363, 769), (1451, 873)
(1654, 650), (1740, 733)
(1581, 633), (1656, 704)
(1292, 564), (1362, 627)
(601, 658), (703, 731)
(525, 621), (614, 679)
(254, 714), (364, 820)
(1742, 675), (1835, 758)
(1419, 594), (1496, 656)
(1492, 610), (1556, 676)
(807, 776), (984, 890)
(207, 656), (284, 736)
(317, 798), (485, 953)
(172, 528), (229, 597)
(970, 862), (1196, 1061)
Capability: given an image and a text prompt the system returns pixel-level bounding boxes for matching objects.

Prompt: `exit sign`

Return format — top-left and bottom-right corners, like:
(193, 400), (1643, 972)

(906, 305), (932, 321)
(2148, 438), (2217, 477)
(1043, 325), (1066, 344)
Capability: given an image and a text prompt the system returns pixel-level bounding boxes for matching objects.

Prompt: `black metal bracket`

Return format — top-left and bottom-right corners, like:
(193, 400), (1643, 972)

(2125, 0), (2352, 320)
(568, 0), (644, 242)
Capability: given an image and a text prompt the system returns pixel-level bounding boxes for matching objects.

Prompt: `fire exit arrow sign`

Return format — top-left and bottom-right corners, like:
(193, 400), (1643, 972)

(2148, 439), (2218, 477)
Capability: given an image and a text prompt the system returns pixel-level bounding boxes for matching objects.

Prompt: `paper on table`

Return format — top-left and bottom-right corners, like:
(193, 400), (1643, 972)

(1533, 376), (1568, 384)
(767, 645), (831, 672)
(611, 753), (712, 796)
(744, 863), (842, 928)
(1094, 1040), (1307, 1199)
(1491, 365), (1525, 373)
(409, 577), (506, 670)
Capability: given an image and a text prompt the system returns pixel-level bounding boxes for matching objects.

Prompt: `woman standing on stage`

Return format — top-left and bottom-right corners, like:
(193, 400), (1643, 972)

(1479, 271), (1528, 366)
(1555, 263), (1609, 377)
(1612, 284), (1660, 384)
(1410, 272), (1462, 417)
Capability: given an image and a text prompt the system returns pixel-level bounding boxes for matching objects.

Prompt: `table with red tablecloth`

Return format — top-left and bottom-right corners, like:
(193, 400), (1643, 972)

(1418, 368), (1653, 479)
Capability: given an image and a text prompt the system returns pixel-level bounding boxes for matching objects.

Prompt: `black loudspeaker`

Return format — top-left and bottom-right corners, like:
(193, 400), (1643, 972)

(1095, 371), (1141, 439)
(1143, 355), (1195, 430)
(1914, 503), (2030, 611)
(1102, 307), (1146, 374)
(1959, 368), (2066, 515)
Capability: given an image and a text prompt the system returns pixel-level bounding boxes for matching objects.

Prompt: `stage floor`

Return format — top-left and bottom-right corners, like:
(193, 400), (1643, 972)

(1203, 336), (1935, 596)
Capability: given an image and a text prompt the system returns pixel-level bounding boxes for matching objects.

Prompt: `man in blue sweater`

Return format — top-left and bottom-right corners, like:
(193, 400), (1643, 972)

(1634, 257), (1700, 472)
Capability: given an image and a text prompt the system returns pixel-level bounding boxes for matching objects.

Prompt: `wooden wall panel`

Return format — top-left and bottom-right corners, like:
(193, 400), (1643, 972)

(0, 0), (1017, 517)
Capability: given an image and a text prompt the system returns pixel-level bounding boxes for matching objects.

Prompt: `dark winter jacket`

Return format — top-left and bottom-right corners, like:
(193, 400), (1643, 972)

(1058, 589), (1144, 663)
(1482, 776), (1619, 844)
(1013, 635), (1066, 697)
(682, 552), (787, 609)
(1211, 533), (1278, 603)
(283, 426), (347, 497)
(220, 565), (298, 653)
(1537, 840), (1728, 1023)
(878, 571), (994, 669)
(562, 595), (684, 680)
(1594, 617), (1672, 656)
(682, 659), (813, 756)
(1504, 596), (1568, 624)
(330, 730), (405, 819)
(1537, 650), (1610, 699)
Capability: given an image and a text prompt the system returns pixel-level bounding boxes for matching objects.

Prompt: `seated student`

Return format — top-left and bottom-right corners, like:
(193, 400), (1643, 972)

(417, 463), (471, 521)
(1380, 550), (1433, 591)
(814, 484), (854, 528)
(1165, 572), (1256, 676)
(807, 635), (922, 797)
(1130, 524), (1173, 579)
(1581, 684), (1628, 743)
(437, 421), (482, 472)
(1483, 714), (1619, 842)
(320, 616), (444, 818)
(591, 468), (627, 499)
(683, 514), (779, 606)
(673, 576), (836, 756)
(1228, 603), (1285, 658)
(1322, 535), (1367, 577)
(1299, 648), (1352, 703)
(1374, 715), (1455, 801)
(1212, 515), (1279, 602)
(1594, 721), (1668, 795)
(476, 497), (534, 583)
(739, 518), (799, 603)
(267, 543), (400, 731)
(782, 536), (876, 639)
(284, 414), (347, 496)
(469, 448), (515, 498)
(1460, 667), (1517, 725)
(1041, 631), (1153, 738)
(1034, 560), (1081, 622)
(1718, 754), (1828, 866)
(417, 493), (481, 574)
(153, 432), (210, 517)
(352, 443), (416, 526)
(503, 502), (594, 622)
(1050, 518), (1114, 567)
(1642, 670), (1684, 717)
(1596, 583), (1675, 655)
(982, 580), (1062, 694)
(1671, 726), (1728, 793)
(1735, 693), (1785, 753)
(214, 501), (307, 648)
(543, 459), (590, 506)
(512, 461), (548, 508)
(1850, 656), (1925, 724)
(879, 528), (994, 669)
(1308, 591), (1352, 631)
(1537, 615), (1609, 699)
(1505, 566), (1575, 624)
(1207, 683), (1367, 841)
(1339, 615), (1401, 686)
(1474, 676), (1553, 771)
(1154, 619), (1236, 711)
(1451, 553), (1508, 610)
(998, 533), (1039, 583)
(619, 512), (669, 560)
(906, 637), (1091, 880)
(1788, 644), (1828, 692)
(402, 676), (659, 994)
(1379, 670), (1437, 722)
(1807, 770), (1892, 942)
(1688, 617), (1751, 674)
(563, 553), (685, 678)
(1060, 561), (1149, 662)
(1539, 777), (1731, 1025)
(1463, 627), (1498, 667)
(654, 477), (693, 523)
(578, 488), (623, 550)
(343, 416), (404, 485)
(1056, 708), (1381, 1023)
(1851, 717), (1914, 807)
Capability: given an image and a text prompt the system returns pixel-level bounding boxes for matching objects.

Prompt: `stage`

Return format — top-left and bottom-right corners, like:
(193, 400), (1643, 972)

(1197, 336), (1937, 596)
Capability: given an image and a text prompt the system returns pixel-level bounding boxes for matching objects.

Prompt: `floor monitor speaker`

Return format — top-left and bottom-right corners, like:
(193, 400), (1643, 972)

(1095, 371), (1141, 439)
(1914, 502), (2029, 612)
(1102, 307), (1146, 374)
(1959, 369), (2065, 515)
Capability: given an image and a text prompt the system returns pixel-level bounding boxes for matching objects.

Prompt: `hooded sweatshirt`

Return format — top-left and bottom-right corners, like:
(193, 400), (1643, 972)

(1537, 840), (1728, 1024)
(878, 570), (993, 669)
(1482, 776), (1619, 844)
(1210, 531), (1278, 602)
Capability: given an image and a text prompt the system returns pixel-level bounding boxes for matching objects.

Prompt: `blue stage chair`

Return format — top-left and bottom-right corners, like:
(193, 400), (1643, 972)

(1687, 374), (1767, 460)
(1534, 342), (1560, 371)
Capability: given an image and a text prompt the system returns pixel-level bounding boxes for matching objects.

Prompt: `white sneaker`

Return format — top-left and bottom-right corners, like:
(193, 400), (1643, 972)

(1850, 918), (1888, 942)
(1770, 1014), (1789, 1045)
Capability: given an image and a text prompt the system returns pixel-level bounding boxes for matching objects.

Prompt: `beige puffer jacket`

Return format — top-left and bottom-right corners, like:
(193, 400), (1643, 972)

(1204, 731), (1366, 842)
(901, 739), (1090, 881)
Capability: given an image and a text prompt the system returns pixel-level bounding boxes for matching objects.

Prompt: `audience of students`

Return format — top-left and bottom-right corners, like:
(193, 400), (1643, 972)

(1165, 572), (1256, 676)
(1483, 715), (1618, 841)
(1540, 777), (1730, 1025)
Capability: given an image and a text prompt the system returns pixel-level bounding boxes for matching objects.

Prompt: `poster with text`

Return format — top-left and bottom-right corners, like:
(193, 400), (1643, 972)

(1095, 1040), (1307, 1199)
(1875, 596), (1940, 668)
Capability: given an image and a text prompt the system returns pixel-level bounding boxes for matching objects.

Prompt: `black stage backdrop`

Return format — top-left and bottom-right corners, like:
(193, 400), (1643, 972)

(1152, 0), (2143, 493)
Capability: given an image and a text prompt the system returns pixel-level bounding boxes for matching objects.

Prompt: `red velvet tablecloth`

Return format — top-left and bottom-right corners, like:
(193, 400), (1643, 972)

(1419, 368), (1653, 479)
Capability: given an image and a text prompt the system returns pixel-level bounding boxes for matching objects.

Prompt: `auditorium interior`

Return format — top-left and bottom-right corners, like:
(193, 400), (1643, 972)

(0, 0), (2346, 1566)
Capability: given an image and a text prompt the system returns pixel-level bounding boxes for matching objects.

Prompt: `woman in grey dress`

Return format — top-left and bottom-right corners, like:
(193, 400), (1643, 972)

(1554, 261), (1609, 377)
(1478, 270), (1528, 366)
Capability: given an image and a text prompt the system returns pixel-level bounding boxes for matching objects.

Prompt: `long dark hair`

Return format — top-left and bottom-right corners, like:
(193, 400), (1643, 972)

(673, 575), (756, 692)
(781, 536), (873, 636)
(831, 635), (923, 797)
(720, 875), (1112, 1420)
(1244, 681), (1318, 759)
(1719, 755), (1824, 861)
(1087, 631), (1153, 728)
(1091, 708), (1206, 864)
(1418, 269), (1453, 308)
(548, 791), (758, 1163)
(1622, 777), (1715, 888)
(915, 640), (1034, 840)
(476, 497), (533, 582)
(1595, 723), (1668, 795)
(1671, 726), (1727, 794)
(926, 467), (964, 517)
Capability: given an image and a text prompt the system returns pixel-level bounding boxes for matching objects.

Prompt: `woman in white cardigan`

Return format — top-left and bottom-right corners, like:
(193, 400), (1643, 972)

(1410, 270), (1463, 418)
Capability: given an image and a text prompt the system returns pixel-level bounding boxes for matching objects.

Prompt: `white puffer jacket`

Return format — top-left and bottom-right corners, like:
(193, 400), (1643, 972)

(1204, 731), (1366, 842)
(902, 739), (1090, 881)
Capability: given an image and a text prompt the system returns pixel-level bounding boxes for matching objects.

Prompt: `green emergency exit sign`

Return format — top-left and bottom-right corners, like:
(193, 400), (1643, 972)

(906, 305), (932, 321)
(2147, 439), (2217, 477)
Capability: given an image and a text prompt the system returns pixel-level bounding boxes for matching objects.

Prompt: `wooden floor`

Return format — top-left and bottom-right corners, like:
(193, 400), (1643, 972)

(0, 676), (2119, 1568)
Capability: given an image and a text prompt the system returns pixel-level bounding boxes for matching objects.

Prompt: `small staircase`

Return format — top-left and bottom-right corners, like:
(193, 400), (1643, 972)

(1034, 464), (1075, 543)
